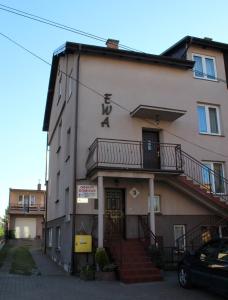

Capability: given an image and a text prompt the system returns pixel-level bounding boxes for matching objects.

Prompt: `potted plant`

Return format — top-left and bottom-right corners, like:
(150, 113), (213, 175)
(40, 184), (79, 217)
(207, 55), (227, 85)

(95, 248), (117, 281)
(79, 264), (94, 281)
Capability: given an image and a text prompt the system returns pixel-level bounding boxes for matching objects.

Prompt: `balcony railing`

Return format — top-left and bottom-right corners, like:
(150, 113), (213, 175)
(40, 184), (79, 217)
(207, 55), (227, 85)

(86, 138), (182, 173)
(9, 204), (45, 212)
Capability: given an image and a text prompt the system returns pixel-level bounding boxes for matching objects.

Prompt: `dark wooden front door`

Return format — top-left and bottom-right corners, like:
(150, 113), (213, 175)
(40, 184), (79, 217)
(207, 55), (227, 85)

(142, 130), (160, 169)
(105, 189), (125, 238)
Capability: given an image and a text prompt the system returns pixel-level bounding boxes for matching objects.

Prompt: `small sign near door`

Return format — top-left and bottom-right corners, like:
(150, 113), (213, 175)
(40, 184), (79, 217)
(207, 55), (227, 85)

(77, 185), (97, 198)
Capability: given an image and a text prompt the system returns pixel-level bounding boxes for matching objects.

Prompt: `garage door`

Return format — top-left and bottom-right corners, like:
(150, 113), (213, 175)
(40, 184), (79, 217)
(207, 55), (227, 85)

(15, 218), (36, 239)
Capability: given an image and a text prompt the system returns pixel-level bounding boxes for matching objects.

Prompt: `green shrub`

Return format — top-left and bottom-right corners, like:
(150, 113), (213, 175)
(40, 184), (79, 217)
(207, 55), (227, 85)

(80, 265), (94, 280)
(95, 248), (109, 271)
(102, 263), (117, 272)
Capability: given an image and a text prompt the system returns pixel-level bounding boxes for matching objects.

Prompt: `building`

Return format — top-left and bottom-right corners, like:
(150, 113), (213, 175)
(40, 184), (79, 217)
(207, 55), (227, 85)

(8, 185), (46, 239)
(43, 36), (228, 278)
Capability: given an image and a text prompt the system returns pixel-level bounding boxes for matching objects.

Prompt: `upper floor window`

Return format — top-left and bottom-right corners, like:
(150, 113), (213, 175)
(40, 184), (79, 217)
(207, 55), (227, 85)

(193, 54), (217, 81)
(197, 104), (221, 135)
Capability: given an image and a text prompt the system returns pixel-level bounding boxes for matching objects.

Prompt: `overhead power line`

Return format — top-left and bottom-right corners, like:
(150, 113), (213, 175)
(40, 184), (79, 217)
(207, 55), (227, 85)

(0, 31), (228, 158)
(0, 3), (142, 53)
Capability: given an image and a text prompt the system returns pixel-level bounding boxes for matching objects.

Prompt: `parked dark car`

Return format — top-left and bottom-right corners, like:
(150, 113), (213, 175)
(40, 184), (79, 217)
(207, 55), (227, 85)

(178, 238), (228, 298)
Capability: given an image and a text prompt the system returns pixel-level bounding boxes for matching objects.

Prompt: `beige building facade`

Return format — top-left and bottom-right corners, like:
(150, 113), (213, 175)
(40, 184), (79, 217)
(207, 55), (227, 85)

(43, 36), (228, 273)
(8, 187), (46, 239)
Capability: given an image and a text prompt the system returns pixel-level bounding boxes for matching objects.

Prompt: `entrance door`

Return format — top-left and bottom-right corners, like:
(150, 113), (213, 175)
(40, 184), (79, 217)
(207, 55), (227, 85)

(142, 130), (160, 169)
(105, 189), (125, 239)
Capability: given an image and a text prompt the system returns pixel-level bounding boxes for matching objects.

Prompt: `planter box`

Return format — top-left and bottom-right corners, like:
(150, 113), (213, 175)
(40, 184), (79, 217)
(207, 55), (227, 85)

(95, 271), (116, 281)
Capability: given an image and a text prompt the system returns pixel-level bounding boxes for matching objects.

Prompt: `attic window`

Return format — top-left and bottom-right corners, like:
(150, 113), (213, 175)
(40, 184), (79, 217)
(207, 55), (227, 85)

(192, 54), (217, 81)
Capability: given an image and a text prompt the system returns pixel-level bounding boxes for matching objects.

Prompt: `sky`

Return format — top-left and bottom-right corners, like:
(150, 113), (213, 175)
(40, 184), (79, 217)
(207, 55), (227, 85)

(0, 0), (228, 217)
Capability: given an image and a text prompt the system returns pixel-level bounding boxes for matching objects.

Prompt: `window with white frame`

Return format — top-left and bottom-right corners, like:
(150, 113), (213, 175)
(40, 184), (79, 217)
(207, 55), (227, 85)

(174, 224), (186, 251)
(18, 195), (36, 206)
(148, 195), (161, 213)
(193, 54), (217, 80)
(197, 104), (221, 135)
(48, 228), (53, 247)
(56, 227), (61, 250)
(202, 162), (225, 194)
(30, 195), (36, 206)
(153, 195), (161, 213)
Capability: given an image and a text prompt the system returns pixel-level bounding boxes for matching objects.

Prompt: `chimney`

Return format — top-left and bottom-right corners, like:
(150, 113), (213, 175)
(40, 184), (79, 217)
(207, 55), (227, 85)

(37, 182), (41, 190)
(106, 39), (119, 49)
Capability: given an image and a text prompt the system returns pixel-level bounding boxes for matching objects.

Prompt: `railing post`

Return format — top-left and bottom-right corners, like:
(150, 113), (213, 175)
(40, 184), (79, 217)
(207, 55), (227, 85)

(209, 172), (212, 194)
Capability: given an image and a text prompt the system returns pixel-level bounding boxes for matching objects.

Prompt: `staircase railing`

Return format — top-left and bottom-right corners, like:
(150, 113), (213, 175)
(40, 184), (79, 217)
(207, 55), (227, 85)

(138, 215), (160, 248)
(176, 216), (228, 254)
(181, 150), (228, 203)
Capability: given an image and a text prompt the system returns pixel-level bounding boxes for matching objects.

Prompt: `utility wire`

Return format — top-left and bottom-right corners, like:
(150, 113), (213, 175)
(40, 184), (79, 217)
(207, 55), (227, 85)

(0, 3), (142, 53)
(1, 3), (227, 84)
(1, 31), (228, 158)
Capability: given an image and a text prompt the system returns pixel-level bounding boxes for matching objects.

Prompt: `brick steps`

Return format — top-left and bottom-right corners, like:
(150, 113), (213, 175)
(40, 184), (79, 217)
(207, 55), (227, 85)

(109, 239), (162, 284)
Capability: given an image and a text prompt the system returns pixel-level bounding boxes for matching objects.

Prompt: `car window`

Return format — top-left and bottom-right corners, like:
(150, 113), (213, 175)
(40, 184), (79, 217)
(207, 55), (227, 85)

(217, 241), (228, 262)
(198, 241), (220, 261)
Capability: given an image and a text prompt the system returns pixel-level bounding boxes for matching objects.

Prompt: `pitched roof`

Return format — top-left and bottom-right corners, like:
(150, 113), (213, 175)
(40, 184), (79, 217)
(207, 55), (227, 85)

(162, 36), (228, 56)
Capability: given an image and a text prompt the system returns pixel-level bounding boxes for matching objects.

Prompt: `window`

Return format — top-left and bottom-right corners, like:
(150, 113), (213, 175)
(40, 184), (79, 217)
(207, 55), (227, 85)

(57, 72), (62, 104)
(197, 104), (221, 135)
(68, 69), (73, 100)
(56, 227), (61, 250)
(48, 228), (53, 247)
(193, 54), (217, 80)
(202, 162), (225, 194)
(65, 128), (71, 161)
(174, 225), (186, 251)
(18, 195), (23, 206)
(153, 195), (160, 213)
(30, 195), (36, 206)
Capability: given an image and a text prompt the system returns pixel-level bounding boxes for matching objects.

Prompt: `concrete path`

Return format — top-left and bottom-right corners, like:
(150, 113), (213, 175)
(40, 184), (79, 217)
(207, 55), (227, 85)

(30, 249), (67, 276)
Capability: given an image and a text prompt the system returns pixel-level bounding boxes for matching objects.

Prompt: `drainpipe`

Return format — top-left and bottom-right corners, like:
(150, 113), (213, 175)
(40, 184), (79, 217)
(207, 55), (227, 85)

(44, 133), (49, 254)
(71, 46), (81, 274)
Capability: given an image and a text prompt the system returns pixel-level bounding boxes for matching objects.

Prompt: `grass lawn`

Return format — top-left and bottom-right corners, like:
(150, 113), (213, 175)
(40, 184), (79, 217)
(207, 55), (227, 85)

(0, 244), (11, 268)
(10, 246), (37, 275)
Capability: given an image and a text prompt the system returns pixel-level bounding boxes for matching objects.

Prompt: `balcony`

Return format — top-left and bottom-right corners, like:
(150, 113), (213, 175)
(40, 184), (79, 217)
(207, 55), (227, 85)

(9, 203), (45, 214)
(86, 138), (183, 174)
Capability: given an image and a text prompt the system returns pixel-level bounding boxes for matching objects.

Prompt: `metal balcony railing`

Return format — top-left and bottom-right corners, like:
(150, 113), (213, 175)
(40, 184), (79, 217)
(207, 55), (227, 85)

(9, 203), (45, 212)
(86, 138), (182, 173)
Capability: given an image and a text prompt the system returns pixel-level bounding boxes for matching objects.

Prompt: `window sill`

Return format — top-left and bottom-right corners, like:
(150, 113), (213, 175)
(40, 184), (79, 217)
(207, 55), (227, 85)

(199, 133), (224, 137)
(193, 75), (218, 82)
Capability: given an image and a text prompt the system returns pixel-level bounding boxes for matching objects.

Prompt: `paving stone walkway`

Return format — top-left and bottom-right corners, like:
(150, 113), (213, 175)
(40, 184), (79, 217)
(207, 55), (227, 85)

(0, 240), (224, 300)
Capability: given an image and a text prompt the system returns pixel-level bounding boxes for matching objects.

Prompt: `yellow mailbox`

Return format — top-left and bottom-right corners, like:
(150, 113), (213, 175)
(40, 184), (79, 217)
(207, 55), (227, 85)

(75, 235), (92, 253)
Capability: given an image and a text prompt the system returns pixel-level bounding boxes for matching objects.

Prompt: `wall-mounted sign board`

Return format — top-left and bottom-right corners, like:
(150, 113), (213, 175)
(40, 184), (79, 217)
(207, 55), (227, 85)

(77, 185), (97, 198)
